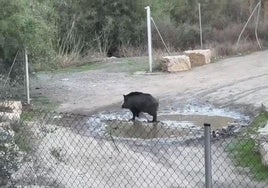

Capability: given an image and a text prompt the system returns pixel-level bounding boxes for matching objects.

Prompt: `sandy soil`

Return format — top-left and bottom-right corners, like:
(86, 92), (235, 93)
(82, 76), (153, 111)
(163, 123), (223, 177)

(32, 50), (268, 115)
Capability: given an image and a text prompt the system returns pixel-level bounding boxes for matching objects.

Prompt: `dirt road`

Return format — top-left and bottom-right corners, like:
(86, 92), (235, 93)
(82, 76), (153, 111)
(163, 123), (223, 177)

(32, 50), (268, 114)
(22, 50), (268, 188)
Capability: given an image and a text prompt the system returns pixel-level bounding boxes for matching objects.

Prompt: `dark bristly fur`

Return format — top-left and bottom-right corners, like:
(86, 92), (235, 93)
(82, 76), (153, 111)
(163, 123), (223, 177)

(122, 91), (159, 122)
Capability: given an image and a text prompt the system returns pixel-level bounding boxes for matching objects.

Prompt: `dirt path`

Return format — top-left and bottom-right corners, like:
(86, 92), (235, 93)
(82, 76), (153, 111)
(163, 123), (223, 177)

(32, 50), (268, 114)
(24, 50), (268, 187)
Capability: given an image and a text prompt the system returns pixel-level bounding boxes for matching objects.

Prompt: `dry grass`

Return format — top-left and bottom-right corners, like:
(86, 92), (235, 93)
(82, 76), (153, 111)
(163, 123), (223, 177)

(118, 44), (147, 57)
(44, 21), (266, 70)
(212, 40), (261, 58)
(57, 52), (81, 68)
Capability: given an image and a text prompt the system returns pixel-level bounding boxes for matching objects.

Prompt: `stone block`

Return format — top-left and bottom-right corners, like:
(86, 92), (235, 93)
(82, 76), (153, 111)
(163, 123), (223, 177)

(184, 49), (212, 67)
(0, 101), (22, 123)
(258, 121), (268, 166)
(0, 101), (22, 112)
(161, 55), (191, 73)
(0, 112), (21, 123)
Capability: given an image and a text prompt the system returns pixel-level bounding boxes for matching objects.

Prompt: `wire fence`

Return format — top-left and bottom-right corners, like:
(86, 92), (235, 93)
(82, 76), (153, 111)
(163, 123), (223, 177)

(150, 1), (268, 57)
(1, 101), (268, 187)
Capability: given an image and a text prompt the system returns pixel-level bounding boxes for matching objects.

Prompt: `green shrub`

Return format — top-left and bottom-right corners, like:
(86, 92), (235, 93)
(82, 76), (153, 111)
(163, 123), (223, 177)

(227, 111), (268, 181)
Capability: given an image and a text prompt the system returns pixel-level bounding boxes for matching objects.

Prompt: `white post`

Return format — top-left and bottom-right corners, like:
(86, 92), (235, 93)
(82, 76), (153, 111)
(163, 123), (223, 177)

(25, 48), (30, 104)
(145, 6), (153, 72)
(198, 3), (203, 49)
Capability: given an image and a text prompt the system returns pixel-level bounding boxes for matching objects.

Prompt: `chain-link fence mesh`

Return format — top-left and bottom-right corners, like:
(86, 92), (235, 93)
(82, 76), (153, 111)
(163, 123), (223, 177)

(0, 60), (26, 102)
(1, 101), (268, 188)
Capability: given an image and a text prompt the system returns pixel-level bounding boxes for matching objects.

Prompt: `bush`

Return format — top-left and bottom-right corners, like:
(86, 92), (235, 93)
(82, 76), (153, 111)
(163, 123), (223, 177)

(176, 24), (200, 50)
(227, 111), (268, 181)
(211, 40), (260, 57)
(0, 0), (57, 70)
(151, 19), (178, 49)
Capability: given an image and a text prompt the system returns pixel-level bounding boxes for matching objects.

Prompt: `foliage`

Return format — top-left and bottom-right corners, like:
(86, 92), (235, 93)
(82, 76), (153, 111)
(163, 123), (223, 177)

(169, 0), (249, 27)
(13, 123), (32, 152)
(54, 0), (146, 57)
(227, 111), (268, 181)
(228, 138), (268, 181)
(0, 0), (57, 67)
(0, 0), (267, 70)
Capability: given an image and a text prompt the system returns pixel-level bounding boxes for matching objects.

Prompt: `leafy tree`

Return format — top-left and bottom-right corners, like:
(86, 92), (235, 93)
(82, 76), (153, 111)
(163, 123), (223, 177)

(169, 0), (198, 25)
(169, 0), (248, 27)
(166, 0), (251, 49)
(0, 0), (56, 70)
(55, 0), (145, 57)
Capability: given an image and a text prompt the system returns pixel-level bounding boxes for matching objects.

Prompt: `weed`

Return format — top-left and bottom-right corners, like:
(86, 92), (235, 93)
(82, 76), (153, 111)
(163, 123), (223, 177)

(13, 122), (32, 152)
(227, 111), (268, 181)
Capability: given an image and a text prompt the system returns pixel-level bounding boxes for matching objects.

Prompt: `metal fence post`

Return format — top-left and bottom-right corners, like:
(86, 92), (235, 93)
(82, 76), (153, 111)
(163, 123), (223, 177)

(198, 3), (203, 49)
(24, 48), (30, 104)
(145, 6), (153, 73)
(204, 123), (212, 188)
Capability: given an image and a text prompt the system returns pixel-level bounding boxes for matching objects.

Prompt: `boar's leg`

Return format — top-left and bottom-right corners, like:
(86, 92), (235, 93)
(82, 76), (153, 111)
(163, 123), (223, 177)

(130, 109), (139, 121)
(151, 112), (157, 122)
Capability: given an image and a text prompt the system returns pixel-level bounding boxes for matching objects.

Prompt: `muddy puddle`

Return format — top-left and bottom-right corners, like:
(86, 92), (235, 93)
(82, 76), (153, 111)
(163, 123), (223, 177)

(159, 114), (238, 130)
(105, 120), (194, 140)
(83, 104), (250, 141)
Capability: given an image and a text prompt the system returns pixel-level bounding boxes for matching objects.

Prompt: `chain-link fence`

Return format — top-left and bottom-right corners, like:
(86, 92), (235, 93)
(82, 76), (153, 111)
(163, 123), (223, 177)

(0, 60), (27, 102)
(1, 101), (268, 188)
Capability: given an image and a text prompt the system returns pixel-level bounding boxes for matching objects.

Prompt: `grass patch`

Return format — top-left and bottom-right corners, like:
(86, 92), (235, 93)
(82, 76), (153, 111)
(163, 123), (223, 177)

(248, 111), (268, 134)
(57, 61), (108, 73)
(109, 59), (148, 74)
(43, 61), (107, 74)
(13, 122), (32, 152)
(39, 57), (150, 75)
(20, 110), (37, 122)
(20, 96), (58, 121)
(227, 111), (268, 181)
(30, 96), (59, 111)
(36, 55), (163, 78)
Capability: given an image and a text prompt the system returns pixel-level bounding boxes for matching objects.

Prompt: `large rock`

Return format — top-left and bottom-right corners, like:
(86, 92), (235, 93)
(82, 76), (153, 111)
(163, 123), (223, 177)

(161, 55), (191, 72)
(0, 100), (22, 113)
(0, 101), (22, 123)
(184, 49), (212, 67)
(257, 121), (268, 166)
